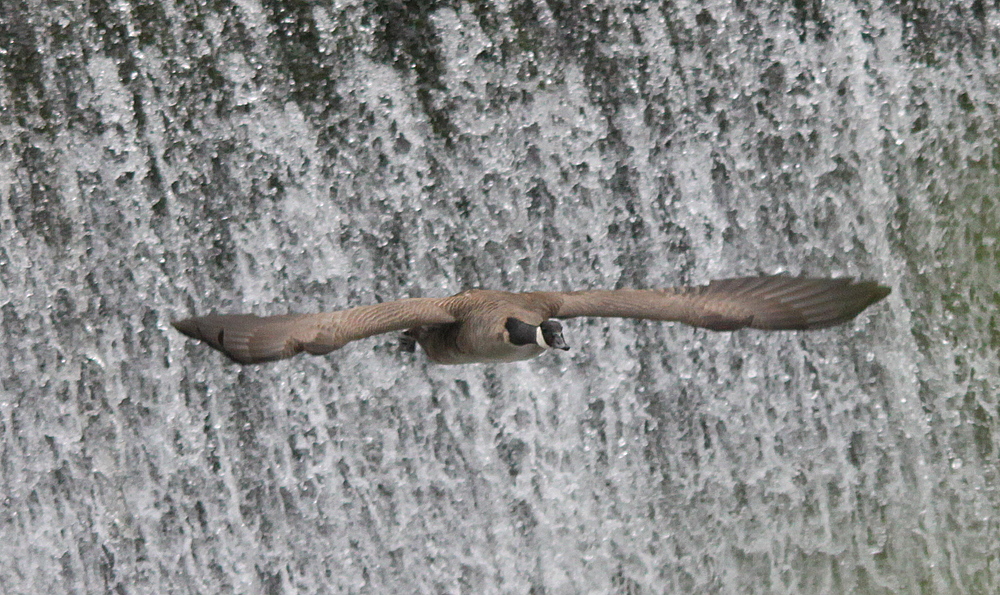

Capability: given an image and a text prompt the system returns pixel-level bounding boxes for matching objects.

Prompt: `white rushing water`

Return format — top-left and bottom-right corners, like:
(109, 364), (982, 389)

(1, 1), (998, 593)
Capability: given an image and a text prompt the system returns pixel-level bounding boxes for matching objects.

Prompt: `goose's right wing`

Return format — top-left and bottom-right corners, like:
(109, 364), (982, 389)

(549, 276), (890, 331)
(172, 298), (456, 364)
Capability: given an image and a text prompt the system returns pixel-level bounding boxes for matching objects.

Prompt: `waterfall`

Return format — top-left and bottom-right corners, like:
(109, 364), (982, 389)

(1, 1), (998, 592)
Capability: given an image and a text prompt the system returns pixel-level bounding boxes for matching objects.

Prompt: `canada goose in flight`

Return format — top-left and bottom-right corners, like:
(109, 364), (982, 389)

(172, 275), (889, 365)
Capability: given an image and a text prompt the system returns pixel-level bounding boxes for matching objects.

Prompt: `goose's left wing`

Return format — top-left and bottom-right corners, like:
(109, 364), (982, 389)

(544, 276), (890, 331)
(172, 298), (456, 364)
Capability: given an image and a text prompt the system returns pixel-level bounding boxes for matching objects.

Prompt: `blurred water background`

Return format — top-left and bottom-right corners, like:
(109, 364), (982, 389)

(1, 0), (998, 593)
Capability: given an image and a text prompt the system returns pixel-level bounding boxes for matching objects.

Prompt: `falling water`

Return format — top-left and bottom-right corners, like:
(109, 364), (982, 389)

(1, 1), (998, 593)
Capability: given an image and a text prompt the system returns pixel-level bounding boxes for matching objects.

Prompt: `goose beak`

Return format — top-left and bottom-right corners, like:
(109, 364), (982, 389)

(549, 333), (570, 350)
(538, 320), (570, 351)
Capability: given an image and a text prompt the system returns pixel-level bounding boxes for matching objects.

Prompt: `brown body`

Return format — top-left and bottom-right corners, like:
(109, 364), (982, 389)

(407, 290), (559, 363)
(172, 275), (891, 365)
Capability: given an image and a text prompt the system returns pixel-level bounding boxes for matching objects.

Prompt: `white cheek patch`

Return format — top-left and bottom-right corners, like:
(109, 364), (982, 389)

(535, 326), (549, 348)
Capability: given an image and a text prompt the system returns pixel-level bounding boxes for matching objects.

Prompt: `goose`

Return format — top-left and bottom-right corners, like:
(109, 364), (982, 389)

(172, 275), (890, 365)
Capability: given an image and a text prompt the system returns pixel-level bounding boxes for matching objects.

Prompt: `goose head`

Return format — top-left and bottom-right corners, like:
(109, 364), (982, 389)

(505, 317), (570, 351)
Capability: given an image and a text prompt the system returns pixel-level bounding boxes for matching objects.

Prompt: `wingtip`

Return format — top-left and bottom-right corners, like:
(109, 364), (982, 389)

(820, 279), (892, 328)
(856, 281), (891, 307)
(170, 314), (240, 361)
(171, 317), (201, 339)
(169, 313), (307, 365)
(710, 275), (892, 331)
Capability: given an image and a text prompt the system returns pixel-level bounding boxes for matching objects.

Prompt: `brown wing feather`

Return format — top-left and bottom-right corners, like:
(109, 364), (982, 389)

(172, 298), (456, 364)
(549, 276), (890, 331)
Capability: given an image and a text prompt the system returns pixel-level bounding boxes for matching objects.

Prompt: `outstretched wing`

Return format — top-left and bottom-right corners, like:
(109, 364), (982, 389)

(547, 276), (890, 331)
(172, 298), (457, 364)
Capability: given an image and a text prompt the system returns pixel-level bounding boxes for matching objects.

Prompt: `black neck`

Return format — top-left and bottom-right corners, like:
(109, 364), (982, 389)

(505, 318), (537, 346)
